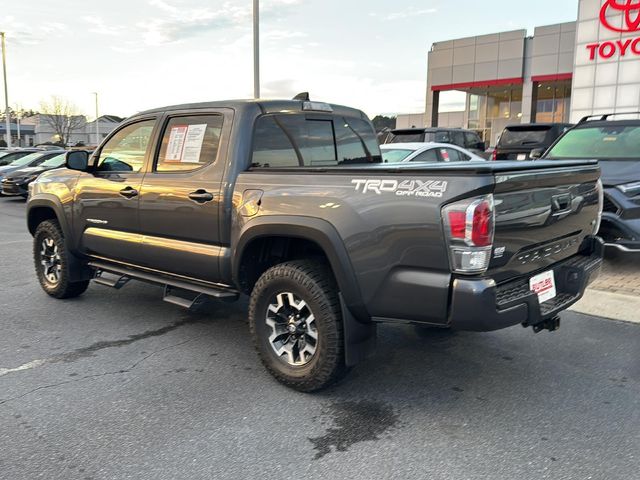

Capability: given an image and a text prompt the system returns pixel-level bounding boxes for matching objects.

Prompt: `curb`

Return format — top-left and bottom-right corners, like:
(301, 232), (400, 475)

(570, 289), (640, 324)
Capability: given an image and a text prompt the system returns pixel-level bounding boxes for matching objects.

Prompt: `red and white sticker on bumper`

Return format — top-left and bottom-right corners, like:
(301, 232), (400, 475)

(529, 270), (557, 304)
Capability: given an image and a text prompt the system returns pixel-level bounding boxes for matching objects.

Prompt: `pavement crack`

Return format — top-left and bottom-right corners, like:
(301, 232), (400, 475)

(52, 318), (199, 364)
(0, 317), (200, 378)
(0, 340), (192, 407)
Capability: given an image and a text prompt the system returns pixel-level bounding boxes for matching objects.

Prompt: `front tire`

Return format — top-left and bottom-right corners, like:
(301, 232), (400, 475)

(33, 220), (90, 299)
(249, 260), (347, 392)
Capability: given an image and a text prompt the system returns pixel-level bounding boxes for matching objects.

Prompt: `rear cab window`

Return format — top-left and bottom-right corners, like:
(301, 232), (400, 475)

(499, 127), (551, 147)
(251, 114), (381, 168)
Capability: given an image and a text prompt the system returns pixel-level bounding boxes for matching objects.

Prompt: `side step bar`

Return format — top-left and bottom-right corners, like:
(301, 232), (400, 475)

(162, 285), (209, 310)
(94, 272), (130, 289)
(88, 260), (239, 308)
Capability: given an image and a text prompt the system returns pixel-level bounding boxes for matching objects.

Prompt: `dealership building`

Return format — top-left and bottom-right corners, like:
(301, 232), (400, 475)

(400, 0), (640, 147)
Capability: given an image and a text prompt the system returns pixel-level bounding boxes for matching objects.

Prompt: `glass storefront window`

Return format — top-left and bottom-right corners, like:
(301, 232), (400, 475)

(535, 80), (571, 123)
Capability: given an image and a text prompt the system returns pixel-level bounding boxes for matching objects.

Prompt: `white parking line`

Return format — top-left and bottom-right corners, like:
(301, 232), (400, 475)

(0, 359), (48, 377)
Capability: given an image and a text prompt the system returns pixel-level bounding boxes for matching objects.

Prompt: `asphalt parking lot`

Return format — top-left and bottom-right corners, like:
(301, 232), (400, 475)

(1, 196), (639, 480)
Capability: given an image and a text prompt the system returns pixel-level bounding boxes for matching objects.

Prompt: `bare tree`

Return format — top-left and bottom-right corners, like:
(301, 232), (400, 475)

(39, 96), (86, 145)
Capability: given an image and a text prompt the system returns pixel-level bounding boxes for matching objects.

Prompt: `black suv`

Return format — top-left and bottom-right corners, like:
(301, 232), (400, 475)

(384, 128), (487, 157)
(494, 123), (573, 161)
(541, 113), (640, 254)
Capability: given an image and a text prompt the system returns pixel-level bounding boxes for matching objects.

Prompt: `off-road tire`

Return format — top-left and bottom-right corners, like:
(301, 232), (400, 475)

(249, 260), (347, 392)
(33, 220), (90, 299)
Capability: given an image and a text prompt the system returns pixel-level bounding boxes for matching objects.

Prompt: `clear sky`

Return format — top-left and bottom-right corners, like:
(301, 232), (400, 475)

(3, 0), (579, 119)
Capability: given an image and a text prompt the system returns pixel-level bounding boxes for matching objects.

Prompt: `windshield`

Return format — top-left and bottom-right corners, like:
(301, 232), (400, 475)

(381, 149), (414, 163)
(500, 127), (550, 147)
(9, 152), (45, 167)
(40, 153), (67, 168)
(0, 151), (9, 158)
(546, 125), (640, 160)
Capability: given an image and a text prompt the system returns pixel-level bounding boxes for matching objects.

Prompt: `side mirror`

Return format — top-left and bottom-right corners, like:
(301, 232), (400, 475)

(66, 150), (89, 171)
(530, 148), (544, 160)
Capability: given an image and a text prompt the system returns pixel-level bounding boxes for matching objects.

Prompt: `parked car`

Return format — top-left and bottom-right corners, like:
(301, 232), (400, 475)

(384, 127), (488, 157)
(541, 113), (640, 254)
(1, 152), (68, 197)
(0, 151), (63, 185)
(494, 123), (573, 161)
(27, 98), (603, 391)
(34, 144), (66, 151)
(0, 149), (42, 167)
(380, 143), (486, 163)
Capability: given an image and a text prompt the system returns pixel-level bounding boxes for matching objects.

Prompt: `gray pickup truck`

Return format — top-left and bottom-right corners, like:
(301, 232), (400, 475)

(26, 98), (604, 391)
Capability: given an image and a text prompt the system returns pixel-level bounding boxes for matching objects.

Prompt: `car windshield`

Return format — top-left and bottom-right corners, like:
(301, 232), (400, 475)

(381, 149), (414, 163)
(0, 151), (9, 158)
(546, 125), (640, 160)
(500, 127), (550, 146)
(40, 153), (67, 168)
(9, 152), (45, 167)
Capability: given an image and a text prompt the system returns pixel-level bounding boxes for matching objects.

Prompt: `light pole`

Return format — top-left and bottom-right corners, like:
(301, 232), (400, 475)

(253, 0), (260, 99)
(15, 109), (21, 147)
(1, 32), (10, 148)
(93, 92), (100, 146)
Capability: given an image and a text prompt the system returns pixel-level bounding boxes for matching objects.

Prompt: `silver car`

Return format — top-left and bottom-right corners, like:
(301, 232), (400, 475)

(380, 142), (487, 164)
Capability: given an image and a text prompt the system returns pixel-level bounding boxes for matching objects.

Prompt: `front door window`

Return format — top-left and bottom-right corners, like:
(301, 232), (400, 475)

(97, 120), (155, 173)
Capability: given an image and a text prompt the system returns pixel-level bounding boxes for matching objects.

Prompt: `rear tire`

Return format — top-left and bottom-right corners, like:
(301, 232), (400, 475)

(249, 260), (348, 392)
(33, 220), (90, 299)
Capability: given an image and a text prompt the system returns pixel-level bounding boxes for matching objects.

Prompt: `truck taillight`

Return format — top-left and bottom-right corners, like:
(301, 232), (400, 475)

(491, 149), (497, 161)
(442, 195), (495, 274)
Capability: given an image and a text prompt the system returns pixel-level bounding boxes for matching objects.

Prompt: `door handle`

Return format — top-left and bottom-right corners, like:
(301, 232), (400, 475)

(188, 190), (214, 203)
(119, 187), (139, 199)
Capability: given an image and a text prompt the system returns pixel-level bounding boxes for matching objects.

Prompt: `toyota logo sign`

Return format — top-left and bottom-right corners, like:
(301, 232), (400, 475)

(600, 0), (640, 33)
(586, 0), (640, 60)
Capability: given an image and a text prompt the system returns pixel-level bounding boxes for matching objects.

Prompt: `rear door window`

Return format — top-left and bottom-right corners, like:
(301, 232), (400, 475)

(440, 148), (462, 162)
(464, 132), (480, 148)
(452, 131), (465, 147)
(410, 149), (439, 163)
(156, 115), (223, 172)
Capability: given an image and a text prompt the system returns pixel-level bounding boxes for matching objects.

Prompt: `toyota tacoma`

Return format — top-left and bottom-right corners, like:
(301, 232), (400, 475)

(27, 98), (604, 391)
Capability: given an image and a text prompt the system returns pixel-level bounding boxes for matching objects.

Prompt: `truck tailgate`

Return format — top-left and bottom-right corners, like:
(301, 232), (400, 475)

(488, 163), (601, 283)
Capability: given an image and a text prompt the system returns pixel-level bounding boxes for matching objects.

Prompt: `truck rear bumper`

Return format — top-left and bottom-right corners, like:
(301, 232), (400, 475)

(448, 237), (604, 332)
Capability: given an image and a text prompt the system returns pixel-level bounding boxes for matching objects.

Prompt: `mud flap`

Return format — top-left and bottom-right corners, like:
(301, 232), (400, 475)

(340, 294), (377, 367)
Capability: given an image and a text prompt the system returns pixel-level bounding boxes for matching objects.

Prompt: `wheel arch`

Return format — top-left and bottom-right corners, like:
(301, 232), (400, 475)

(27, 197), (70, 239)
(233, 216), (368, 321)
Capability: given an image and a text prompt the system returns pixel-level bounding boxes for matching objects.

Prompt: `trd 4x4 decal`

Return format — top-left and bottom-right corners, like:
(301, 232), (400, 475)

(351, 179), (448, 198)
